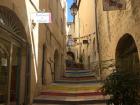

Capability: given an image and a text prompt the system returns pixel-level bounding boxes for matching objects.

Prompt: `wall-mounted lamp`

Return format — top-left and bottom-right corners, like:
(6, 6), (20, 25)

(70, 2), (78, 16)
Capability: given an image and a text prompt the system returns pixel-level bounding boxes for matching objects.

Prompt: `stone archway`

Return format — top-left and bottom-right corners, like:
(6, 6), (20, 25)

(116, 34), (140, 71)
(66, 51), (76, 68)
(0, 6), (28, 105)
(67, 51), (75, 61)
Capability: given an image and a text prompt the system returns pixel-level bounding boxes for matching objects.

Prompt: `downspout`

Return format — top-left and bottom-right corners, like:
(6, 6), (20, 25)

(95, 0), (101, 79)
(29, 0), (39, 11)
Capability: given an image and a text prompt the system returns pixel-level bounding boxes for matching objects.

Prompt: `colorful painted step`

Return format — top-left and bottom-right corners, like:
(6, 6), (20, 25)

(65, 70), (91, 73)
(64, 72), (96, 78)
(60, 72), (97, 83)
(56, 79), (98, 83)
(33, 95), (109, 104)
(33, 83), (109, 104)
(66, 67), (88, 71)
(62, 76), (96, 80)
(41, 91), (103, 96)
(43, 83), (103, 92)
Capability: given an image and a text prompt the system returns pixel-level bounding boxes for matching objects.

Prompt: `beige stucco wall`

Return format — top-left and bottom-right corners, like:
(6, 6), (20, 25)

(96, 0), (140, 79)
(0, 0), (66, 104)
(74, 0), (98, 72)
(72, 0), (140, 79)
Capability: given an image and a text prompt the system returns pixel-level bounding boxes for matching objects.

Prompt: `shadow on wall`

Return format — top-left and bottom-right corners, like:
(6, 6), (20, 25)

(0, 4), (30, 105)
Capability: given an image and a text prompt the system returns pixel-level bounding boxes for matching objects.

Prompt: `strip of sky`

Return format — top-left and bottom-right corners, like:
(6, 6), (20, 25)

(67, 0), (74, 22)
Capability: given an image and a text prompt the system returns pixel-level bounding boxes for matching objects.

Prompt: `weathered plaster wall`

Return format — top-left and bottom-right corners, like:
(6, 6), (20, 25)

(97, 0), (140, 79)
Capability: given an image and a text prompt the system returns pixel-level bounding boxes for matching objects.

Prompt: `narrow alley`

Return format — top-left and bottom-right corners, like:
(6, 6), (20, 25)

(33, 62), (108, 105)
(0, 0), (140, 105)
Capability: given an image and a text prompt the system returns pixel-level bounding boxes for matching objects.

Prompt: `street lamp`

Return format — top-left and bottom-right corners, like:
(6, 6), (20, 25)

(70, 2), (78, 16)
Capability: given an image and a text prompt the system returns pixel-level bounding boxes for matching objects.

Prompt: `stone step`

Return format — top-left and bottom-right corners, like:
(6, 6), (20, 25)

(64, 71), (92, 75)
(33, 95), (109, 105)
(61, 77), (96, 80)
(59, 75), (98, 83)
(33, 83), (108, 105)
(64, 72), (96, 78)
(55, 79), (102, 83)
(40, 91), (103, 96)
(42, 83), (103, 92)
(66, 68), (88, 71)
(65, 70), (91, 73)
(32, 103), (107, 105)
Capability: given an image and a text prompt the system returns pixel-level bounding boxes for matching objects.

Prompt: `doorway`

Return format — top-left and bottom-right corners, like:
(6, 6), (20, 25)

(0, 37), (22, 105)
(0, 6), (28, 105)
(0, 41), (9, 104)
(116, 34), (140, 71)
(10, 45), (21, 105)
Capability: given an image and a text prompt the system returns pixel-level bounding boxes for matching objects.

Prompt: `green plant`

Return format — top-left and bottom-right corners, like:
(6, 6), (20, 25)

(102, 69), (140, 105)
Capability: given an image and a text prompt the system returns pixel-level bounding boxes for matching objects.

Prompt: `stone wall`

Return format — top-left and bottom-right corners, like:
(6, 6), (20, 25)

(0, 0), (66, 104)
(96, 0), (140, 79)
(74, 0), (98, 71)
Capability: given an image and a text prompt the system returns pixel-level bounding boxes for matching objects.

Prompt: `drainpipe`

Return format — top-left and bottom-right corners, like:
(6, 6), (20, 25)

(29, 0), (39, 11)
(95, 0), (101, 79)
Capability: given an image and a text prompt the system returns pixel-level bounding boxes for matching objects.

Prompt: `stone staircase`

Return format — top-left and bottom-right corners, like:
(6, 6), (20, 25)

(64, 70), (95, 78)
(33, 67), (109, 105)
(33, 83), (109, 105)
(57, 67), (98, 83)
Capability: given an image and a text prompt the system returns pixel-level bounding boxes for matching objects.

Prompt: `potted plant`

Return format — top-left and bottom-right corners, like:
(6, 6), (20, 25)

(102, 69), (140, 105)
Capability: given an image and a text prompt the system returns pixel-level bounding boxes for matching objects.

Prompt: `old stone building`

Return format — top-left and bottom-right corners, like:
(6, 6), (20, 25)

(71, 0), (100, 76)
(1, 0), (140, 105)
(69, 0), (140, 80)
(96, 0), (140, 79)
(0, 0), (67, 105)
(66, 22), (77, 63)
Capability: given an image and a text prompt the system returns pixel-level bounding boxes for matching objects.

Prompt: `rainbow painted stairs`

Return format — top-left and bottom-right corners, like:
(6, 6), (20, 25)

(58, 68), (98, 83)
(33, 68), (109, 105)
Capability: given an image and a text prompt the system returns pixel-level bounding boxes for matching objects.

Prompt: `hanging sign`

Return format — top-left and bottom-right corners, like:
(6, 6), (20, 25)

(103, 0), (126, 11)
(32, 12), (52, 23)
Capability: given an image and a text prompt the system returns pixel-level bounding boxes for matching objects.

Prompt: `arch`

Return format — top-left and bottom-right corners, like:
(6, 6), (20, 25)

(115, 34), (139, 71)
(0, 6), (28, 104)
(0, 6), (27, 42)
(54, 50), (59, 81)
(67, 51), (75, 61)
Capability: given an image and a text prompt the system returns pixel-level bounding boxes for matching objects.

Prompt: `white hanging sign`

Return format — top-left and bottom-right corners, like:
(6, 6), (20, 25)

(32, 12), (52, 23)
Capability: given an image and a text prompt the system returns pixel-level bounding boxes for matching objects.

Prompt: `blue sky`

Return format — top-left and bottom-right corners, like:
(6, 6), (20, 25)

(67, 0), (74, 22)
